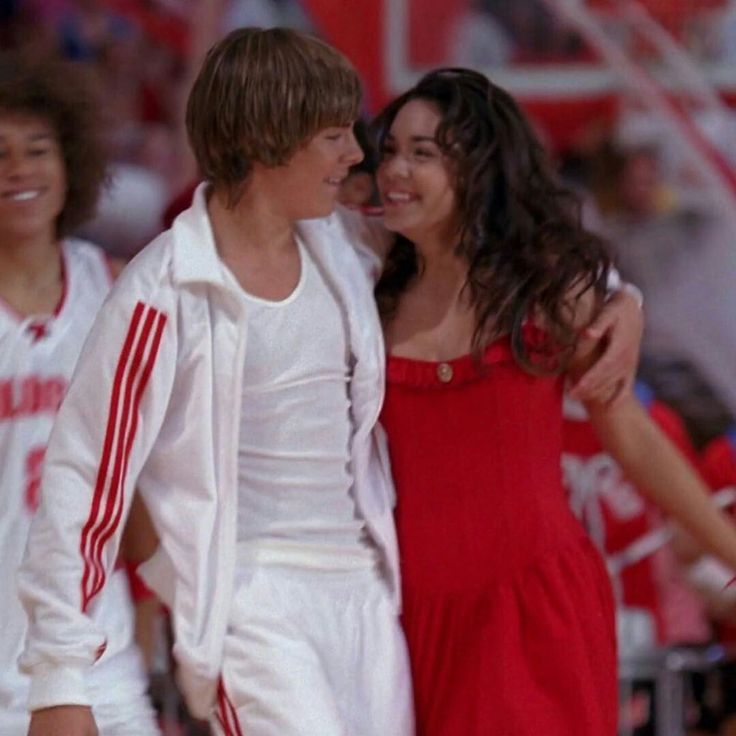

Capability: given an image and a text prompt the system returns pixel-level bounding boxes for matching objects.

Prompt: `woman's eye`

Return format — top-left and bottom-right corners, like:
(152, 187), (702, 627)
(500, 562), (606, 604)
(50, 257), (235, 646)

(414, 148), (434, 159)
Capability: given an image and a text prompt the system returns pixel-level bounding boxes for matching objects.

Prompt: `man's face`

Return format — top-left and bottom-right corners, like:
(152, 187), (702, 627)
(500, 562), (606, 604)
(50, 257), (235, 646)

(258, 125), (364, 221)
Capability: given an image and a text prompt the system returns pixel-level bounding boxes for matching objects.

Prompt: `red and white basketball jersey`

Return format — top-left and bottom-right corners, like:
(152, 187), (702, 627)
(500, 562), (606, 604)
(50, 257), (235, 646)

(0, 239), (142, 714)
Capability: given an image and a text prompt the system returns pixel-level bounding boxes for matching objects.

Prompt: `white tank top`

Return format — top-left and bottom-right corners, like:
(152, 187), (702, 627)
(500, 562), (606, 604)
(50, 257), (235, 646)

(0, 240), (140, 713)
(230, 239), (377, 570)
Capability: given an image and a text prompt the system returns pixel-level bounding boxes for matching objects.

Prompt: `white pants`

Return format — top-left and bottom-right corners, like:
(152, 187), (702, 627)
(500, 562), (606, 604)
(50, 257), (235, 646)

(211, 566), (414, 736)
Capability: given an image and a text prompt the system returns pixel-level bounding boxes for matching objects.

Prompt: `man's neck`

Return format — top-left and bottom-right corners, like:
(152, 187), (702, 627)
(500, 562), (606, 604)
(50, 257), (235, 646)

(207, 185), (295, 261)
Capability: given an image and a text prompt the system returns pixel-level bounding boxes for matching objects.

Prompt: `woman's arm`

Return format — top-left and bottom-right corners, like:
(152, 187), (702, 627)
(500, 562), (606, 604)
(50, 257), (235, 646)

(332, 205), (394, 283)
(585, 396), (736, 572)
(567, 289), (736, 571)
(568, 284), (643, 404)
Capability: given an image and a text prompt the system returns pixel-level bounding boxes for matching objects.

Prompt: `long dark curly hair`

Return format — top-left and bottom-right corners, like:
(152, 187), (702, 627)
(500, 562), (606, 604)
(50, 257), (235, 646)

(0, 51), (110, 238)
(373, 68), (611, 372)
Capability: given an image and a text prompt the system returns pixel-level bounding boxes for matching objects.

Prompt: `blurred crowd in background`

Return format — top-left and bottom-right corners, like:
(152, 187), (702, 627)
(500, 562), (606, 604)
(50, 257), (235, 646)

(448, 0), (736, 67)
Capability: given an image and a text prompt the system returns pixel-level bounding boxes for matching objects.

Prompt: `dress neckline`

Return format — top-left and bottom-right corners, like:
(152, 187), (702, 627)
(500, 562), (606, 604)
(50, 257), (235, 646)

(386, 339), (513, 389)
(385, 323), (554, 389)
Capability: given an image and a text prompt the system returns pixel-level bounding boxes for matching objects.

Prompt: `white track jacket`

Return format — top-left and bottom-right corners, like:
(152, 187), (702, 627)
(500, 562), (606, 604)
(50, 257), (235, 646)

(17, 185), (399, 719)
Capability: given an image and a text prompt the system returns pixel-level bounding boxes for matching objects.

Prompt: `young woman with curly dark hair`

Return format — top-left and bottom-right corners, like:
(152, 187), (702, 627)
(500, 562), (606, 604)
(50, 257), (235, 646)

(373, 68), (736, 735)
(0, 52), (160, 736)
(0, 52), (109, 240)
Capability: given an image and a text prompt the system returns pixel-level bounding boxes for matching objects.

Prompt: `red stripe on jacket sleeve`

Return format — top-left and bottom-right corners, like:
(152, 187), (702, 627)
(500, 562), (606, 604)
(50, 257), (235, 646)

(80, 302), (144, 608)
(86, 306), (157, 601)
(79, 302), (167, 611)
(86, 310), (167, 604)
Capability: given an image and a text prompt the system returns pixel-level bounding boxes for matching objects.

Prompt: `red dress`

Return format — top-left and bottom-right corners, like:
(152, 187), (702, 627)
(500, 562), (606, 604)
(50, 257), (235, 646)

(381, 335), (618, 736)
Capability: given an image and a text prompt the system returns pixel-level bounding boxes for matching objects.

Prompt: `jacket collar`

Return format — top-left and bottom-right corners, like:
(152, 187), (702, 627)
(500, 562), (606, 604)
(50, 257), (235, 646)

(169, 182), (345, 292)
(168, 184), (376, 329)
(170, 183), (230, 288)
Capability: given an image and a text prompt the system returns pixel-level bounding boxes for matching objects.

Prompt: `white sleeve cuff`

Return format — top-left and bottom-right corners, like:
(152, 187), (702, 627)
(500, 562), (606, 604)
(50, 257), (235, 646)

(605, 267), (644, 309)
(620, 282), (644, 309)
(27, 665), (90, 711)
(605, 266), (622, 293)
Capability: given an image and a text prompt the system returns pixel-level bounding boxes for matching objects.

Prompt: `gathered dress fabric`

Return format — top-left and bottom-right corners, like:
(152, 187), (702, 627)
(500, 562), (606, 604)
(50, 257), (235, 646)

(381, 334), (618, 736)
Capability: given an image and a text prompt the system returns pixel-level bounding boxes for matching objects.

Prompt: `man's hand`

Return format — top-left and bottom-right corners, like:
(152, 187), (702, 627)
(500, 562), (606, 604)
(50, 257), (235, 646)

(569, 287), (643, 404)
(28, 705), (98, 736)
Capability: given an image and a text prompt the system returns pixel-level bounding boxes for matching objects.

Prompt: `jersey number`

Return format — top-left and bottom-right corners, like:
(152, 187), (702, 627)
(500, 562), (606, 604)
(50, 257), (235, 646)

(24, 446), (46, 513)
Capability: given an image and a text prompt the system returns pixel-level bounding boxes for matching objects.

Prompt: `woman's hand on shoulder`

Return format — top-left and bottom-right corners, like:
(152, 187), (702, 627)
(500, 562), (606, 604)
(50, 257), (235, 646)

(568, 287), (643, 405)
(337, 204), (392, 260)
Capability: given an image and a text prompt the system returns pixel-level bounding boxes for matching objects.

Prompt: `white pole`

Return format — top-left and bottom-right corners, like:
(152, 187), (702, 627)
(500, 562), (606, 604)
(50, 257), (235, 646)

(539, 0), (736, 225)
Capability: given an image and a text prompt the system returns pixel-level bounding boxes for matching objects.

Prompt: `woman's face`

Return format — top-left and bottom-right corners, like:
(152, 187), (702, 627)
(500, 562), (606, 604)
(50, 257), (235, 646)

(376, 98), (459, 246)
(0, 113), (67, 245)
